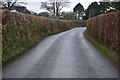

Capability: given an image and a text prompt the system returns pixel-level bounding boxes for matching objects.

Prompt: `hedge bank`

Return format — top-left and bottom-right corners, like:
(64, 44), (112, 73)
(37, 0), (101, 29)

(86, 11), (120, 67)
(2, 10), (85, 62)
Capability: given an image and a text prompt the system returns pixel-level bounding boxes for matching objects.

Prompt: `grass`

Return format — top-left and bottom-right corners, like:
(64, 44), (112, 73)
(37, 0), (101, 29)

(84, 31), (119, 68)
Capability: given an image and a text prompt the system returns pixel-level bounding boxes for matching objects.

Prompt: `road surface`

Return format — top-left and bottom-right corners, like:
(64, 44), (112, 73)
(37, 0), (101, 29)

(3, 27), (118, 78)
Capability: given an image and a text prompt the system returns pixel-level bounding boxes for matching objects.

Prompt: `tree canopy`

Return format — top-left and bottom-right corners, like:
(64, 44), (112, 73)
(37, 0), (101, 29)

(73, 3), (84, 20)
(84, 1), (120, 20)
(73, 3), (84, 14)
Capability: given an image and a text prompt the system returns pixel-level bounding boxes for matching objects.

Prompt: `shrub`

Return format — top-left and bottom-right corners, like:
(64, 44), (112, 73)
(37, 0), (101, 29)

(86, 11), (120, 53)
(2, 10), (86, 62)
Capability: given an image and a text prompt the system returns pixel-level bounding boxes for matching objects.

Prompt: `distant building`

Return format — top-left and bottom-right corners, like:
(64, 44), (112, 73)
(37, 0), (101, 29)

(11, 6), (31, 14)
(29, 10), (37, 15)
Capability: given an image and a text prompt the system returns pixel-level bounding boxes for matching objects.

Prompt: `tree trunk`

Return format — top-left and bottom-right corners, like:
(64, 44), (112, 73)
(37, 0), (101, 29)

(53, 2), (56, 15)
(56, 8), (59, 16)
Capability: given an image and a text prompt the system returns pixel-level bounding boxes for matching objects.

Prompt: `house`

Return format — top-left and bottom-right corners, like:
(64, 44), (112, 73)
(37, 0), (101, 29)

(11, 6), (31, 14)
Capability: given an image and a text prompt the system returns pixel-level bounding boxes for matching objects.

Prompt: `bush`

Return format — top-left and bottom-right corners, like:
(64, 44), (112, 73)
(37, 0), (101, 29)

(86, 11), (120, 53)
(2, 10), (86, 62)
(86, 11), (120, 68)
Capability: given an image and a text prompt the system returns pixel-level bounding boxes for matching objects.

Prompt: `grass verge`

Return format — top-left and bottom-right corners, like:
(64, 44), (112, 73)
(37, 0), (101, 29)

(84, 31), (119, 69)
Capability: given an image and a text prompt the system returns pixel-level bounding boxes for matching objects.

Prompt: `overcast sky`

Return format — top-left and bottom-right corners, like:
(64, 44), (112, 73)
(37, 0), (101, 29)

(23, 0), (101, 13)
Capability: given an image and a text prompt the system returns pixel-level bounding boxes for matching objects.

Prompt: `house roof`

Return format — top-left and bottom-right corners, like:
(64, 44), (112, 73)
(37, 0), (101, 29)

(13, 6), (31, 14)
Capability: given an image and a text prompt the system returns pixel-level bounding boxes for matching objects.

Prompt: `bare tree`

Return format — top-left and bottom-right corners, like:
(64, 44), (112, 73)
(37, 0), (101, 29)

(41, 0), (70, 16)
(2, 0), (26, 10)
(41, 2), (55, 15)
(2, 0), (18, 10)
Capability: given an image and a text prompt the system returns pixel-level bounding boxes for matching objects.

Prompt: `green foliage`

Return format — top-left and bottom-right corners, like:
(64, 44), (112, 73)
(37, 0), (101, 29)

(85, 2), (101, 19)
(99, 2), (110, 13)
(73, 3), (84, 13)
(37, 12), (49, 17)
(73, 3), (84, 20)
(2, 10), (86, 62)
(60, 12), (75, 20)
(85, 1), (120, 20)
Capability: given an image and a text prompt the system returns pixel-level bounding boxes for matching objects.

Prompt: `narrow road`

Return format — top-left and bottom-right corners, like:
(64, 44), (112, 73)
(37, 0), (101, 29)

(3, 27), (118, 78)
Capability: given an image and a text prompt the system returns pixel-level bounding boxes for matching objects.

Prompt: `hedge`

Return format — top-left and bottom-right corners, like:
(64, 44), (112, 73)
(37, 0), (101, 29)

(86, 12), (120, 67)
(2, 10), (86, 62)
(86, 11), (120, 53)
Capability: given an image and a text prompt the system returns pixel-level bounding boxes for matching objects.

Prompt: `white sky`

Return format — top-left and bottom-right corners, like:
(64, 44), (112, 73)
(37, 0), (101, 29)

(22, 0), (101, 13)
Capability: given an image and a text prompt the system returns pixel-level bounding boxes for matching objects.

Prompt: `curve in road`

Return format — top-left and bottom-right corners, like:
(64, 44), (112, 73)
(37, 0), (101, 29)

(3, 27), (118, 78)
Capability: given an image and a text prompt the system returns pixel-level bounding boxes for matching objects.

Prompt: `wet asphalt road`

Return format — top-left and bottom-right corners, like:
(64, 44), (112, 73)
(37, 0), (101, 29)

(3, 27), (118, 78)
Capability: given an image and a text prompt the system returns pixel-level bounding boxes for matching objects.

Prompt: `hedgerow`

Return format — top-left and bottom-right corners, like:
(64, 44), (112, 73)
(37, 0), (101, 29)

(2, 10), (86, 62)
(86, 11), (120, 67)
(86, 11), (120, 53)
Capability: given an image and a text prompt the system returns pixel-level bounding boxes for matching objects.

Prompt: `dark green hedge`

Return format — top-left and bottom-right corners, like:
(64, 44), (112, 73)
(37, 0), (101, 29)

(2, 10), (86, 62)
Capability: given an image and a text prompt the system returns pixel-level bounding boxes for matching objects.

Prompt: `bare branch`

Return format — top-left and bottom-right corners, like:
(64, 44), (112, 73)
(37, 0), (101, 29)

(41, 0), (70, 16)
(2, 0), (26, 10)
